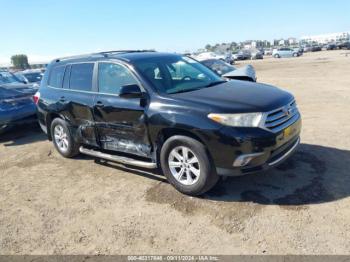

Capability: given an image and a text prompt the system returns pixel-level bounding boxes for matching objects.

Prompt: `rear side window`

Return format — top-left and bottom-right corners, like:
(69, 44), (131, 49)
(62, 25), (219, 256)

(48, 65), (65, 88)
(69, 63), (94, 91)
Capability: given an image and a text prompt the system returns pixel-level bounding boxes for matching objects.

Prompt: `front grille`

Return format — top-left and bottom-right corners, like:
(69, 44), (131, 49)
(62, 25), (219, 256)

(264, 100), (299, 133)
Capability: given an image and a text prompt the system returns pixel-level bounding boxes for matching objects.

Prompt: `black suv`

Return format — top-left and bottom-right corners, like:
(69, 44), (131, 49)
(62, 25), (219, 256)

(35, 50), (301, 195)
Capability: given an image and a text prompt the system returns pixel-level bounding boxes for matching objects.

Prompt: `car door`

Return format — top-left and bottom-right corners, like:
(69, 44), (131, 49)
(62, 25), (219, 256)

(93, 61), (151, 157)
(62, 62), (98, 146)
(284, 48), (293, 57)
(279, 48), (286, 57)
(46, 63), (98, 146)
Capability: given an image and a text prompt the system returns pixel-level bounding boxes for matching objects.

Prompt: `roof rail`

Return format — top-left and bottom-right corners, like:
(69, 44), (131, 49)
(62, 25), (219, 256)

(55, 50), (156, 62)
(54, 53), (97, 62)
(97, 50), (156, 57)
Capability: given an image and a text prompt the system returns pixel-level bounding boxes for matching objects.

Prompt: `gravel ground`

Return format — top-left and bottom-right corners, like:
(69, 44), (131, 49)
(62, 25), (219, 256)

(1, 50), (350, 255)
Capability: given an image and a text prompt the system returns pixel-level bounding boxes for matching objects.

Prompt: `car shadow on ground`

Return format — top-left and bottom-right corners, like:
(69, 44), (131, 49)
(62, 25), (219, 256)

(203, 143), (350, 206)
(99, 142), (350, 207)
(0, 123), (47, 147)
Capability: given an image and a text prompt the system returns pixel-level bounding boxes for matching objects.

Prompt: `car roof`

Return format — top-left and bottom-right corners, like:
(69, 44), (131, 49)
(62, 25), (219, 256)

(51, 51), (182, 66)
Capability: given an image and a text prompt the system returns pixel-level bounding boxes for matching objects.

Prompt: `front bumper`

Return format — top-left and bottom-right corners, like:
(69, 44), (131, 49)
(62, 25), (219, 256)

(203, 117), (302, 176)
(216, 136), (300, 176)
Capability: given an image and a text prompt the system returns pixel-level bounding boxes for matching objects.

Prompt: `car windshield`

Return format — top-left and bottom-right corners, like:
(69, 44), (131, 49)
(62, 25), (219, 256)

(0, 71), (21, 85)
(201, 59), (236, 76)
(132, 55), (224, 94)
(23, 72), (43, 83)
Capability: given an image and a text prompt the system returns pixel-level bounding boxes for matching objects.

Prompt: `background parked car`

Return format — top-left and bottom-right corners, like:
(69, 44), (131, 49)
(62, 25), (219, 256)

(250, 49), (264, 60)
(293, 47), (304, 56)
(194, 52), (225, 61)
(232, 51), (244, 60)
(193, 52), (234, 65)
(15, 69), (44, 86)
(337, 41), (350, 50)
(272, 48), (300, 58)
(311, 45), (322, 52)
(200, 59), (257, 82)
(264, 48), (273, 55)
(0, 70), (38, 134)
(232, 50), (251, 60)
(324, 43), (337, 50)
(302, 45), (312, 52)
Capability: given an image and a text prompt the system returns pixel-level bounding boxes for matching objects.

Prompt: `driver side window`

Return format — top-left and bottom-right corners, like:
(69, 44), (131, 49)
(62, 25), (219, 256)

(167, 61), (206, 81)
(98, 62), (138, 95)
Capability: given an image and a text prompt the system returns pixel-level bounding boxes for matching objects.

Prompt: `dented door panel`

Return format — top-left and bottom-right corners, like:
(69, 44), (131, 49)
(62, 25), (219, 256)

(60, 90), (99, 146)
(93, 94), (151, 157)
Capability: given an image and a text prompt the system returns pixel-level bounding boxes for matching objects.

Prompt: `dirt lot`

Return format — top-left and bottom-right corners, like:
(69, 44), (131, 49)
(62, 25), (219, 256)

(1, 50), (350, 255)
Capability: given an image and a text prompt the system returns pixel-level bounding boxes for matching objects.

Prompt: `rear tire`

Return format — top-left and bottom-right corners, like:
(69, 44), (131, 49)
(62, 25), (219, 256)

(274, 54), (280, 58)
(50, 118), (79, 158)
(160, 135), (219, 196)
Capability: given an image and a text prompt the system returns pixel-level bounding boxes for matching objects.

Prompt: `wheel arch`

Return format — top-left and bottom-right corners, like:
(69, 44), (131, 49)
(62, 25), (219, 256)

(154, 127), (213, 165)
(46, 113), (64, 140)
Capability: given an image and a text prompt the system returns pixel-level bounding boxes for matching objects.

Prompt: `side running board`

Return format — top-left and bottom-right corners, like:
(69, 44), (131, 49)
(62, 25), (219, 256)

(79, 147), (157, 169)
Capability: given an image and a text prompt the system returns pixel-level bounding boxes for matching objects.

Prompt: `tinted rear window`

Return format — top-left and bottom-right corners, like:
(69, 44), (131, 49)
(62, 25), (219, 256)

(48, 66), (65, 88)
(69, 63), (94, 91)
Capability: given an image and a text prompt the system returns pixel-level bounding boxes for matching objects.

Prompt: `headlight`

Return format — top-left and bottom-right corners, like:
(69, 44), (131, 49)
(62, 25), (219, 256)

(208, 112), (263, 127)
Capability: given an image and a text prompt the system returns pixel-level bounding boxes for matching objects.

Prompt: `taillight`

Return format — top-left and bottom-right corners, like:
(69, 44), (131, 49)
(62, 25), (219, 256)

(33, 91), (40, 105)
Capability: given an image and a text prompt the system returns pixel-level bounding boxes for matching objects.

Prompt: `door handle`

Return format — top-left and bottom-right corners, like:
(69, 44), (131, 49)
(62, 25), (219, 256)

(96, 101), (104, 107)
(59, 96), (66, 102)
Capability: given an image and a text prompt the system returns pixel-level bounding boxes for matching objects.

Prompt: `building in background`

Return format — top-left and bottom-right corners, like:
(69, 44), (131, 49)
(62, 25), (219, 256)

(273, 38), (298, 47)
(274, 39), (287, 46)
(288, 37), (297, 45)
(300, 32), (350, 44)
(242, 40), (271, 49)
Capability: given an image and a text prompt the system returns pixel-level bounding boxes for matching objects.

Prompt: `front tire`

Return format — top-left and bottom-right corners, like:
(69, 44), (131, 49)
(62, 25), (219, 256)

(274, 54), (280, 58)
(50, 118), (79, 158)
(160, 135), (219, 196)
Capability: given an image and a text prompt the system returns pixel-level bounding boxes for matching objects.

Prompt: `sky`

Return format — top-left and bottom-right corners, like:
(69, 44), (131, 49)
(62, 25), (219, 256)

(1, 0), (349, 65)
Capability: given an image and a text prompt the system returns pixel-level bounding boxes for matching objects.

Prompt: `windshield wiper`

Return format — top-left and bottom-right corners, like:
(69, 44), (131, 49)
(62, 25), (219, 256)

(169, 81), (227, 94)
(169, 88), (202, 94)
(205, 80), (227, 87)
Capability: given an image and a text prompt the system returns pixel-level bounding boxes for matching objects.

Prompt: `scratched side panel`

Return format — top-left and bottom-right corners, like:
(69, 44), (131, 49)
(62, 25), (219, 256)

(93, 95), (151, 157)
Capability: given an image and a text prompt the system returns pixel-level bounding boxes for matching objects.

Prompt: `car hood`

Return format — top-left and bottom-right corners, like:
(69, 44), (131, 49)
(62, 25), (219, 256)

(172, 80), (294, 113)
(222, 65), (256, 81)
(0, 82), (38, 95)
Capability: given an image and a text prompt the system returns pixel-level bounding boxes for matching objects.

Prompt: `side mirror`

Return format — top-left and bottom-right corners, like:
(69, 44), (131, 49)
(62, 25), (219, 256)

(119, 84), (143, 98)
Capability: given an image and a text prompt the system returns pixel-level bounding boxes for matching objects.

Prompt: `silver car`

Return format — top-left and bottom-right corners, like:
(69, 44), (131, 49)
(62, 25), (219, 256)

(272, 48), (299, 58)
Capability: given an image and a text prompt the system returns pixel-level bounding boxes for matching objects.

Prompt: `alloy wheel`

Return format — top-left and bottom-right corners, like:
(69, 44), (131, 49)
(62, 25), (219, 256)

(54, 124), (69, 153)
(168, 146), (200, 186)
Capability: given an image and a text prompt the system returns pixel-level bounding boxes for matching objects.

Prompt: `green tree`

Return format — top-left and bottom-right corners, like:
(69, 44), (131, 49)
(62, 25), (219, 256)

(11, 54), (30, 69)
